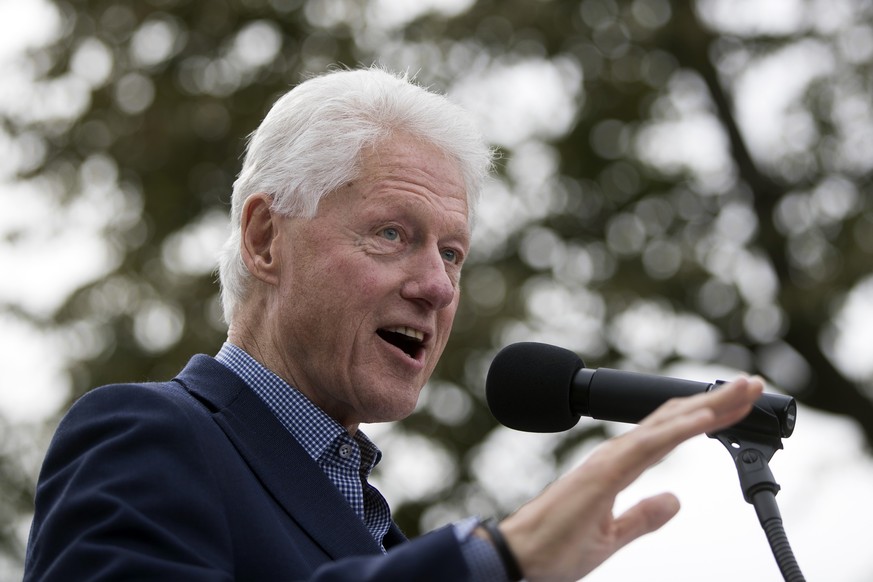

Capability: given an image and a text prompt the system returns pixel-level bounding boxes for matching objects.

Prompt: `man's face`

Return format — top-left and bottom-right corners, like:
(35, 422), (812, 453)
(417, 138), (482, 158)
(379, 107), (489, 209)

(267, 134), (470, 429)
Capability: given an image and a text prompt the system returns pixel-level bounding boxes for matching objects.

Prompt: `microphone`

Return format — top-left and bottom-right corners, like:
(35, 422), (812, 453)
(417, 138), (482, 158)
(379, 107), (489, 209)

(485, 342), (796, 437)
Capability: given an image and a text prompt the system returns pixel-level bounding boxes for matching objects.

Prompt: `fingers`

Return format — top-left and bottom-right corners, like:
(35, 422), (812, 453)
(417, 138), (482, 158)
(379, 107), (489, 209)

(641, 375), (764, 432)
(589, 376), (765, 492)
(598, 379), (765, 551)
(498, 374), (767, 582)
(703, 376), (766, 432)
(612, 493), (681, 550)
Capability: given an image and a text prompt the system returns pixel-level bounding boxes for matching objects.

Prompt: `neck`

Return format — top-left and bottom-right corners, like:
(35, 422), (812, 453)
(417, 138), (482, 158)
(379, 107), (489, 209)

(225, 320), (361, 436)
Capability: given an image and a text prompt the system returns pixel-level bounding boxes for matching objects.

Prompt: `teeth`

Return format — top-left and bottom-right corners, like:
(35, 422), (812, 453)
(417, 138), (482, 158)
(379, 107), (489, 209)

(384, 326), (424, 342)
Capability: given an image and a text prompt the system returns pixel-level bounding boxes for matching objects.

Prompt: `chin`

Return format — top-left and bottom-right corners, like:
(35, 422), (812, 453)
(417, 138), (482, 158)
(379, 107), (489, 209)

(364, 393), (422, 424)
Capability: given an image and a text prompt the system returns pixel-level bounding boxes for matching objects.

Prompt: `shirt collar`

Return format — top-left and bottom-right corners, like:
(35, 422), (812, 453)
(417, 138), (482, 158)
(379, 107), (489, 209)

(214, 341), (381, 468)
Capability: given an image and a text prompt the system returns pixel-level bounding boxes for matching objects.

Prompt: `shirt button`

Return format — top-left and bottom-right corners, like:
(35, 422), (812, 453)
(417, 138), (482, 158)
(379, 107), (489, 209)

(338, 444), (353, 459)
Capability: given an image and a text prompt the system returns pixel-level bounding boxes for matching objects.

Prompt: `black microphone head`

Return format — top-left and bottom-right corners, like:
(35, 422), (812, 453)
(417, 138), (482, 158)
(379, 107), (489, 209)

(486, 342), (583, 432)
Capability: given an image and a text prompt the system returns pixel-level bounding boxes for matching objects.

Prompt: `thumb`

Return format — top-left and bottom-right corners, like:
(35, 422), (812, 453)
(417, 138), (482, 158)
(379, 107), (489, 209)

(612, 492), (680, 550)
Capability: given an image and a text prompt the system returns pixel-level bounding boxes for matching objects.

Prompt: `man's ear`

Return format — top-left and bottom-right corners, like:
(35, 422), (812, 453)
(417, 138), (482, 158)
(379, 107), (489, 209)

(240, 193), (281, 285)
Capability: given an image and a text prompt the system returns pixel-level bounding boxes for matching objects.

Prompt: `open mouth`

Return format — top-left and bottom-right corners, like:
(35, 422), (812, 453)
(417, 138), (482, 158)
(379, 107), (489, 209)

(377, 326), (425, 359)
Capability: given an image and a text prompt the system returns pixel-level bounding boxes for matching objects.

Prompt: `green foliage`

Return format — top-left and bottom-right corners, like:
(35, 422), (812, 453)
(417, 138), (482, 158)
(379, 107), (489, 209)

(4, 0), (873, 572)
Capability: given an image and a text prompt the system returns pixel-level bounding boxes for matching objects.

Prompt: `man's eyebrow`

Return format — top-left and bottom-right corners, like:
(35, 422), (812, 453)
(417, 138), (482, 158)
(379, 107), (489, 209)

(452, 227), (471, 243)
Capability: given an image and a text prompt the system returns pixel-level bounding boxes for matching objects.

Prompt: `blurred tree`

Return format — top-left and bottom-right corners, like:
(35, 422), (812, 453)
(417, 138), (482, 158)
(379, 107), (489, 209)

(3, 0), (873, 573)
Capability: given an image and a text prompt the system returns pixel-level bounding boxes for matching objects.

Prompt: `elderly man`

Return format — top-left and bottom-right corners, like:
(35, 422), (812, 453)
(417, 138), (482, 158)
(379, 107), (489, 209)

(24, 68), (762, 581)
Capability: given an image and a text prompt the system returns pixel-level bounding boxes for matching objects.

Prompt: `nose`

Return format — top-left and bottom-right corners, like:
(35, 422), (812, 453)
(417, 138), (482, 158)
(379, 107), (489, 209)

(400, 248), (457, 311)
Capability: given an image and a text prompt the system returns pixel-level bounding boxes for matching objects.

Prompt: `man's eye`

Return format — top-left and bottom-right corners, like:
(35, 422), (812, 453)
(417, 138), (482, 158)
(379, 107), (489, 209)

(441, 248), (460, 264)
(380, 227), (400, 241)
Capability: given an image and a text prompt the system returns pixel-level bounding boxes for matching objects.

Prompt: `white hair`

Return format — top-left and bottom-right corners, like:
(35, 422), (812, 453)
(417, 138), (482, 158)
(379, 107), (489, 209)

(217, 67), (495, 323)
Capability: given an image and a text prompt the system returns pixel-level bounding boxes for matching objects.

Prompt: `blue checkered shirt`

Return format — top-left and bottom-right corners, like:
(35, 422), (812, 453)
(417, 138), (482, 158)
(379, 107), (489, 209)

(215, 342), (509, 579)
(215, 342), (392, 549)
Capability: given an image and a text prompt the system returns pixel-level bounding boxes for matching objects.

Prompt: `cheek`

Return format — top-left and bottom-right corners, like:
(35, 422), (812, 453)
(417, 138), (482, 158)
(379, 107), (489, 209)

(435, 299), (461, 342)
(318, 253), (383, 297)
(359, 268), (386, 289)
(349, 258), (403, 296)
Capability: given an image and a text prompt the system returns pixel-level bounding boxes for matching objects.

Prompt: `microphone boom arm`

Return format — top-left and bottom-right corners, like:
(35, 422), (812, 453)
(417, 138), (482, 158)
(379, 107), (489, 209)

(485, 342), (807, 581)
(708, 426), (806, 582)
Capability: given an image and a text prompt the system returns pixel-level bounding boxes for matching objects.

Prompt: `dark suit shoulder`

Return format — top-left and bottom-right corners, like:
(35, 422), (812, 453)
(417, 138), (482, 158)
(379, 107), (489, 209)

(66, 353), (238, 417)
(25, 359), (238, 581)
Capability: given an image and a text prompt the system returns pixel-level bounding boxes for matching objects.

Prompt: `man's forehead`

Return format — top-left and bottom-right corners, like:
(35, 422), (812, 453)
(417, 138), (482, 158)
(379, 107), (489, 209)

(362, 135), (464, 181)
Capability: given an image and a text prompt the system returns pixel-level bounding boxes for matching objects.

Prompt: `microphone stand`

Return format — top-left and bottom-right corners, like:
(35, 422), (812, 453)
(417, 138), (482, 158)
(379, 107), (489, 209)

(708, 428), (805, 582)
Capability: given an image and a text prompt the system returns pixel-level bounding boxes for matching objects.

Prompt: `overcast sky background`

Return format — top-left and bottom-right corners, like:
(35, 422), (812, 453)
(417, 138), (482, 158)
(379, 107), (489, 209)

(2, 1), (872, 580)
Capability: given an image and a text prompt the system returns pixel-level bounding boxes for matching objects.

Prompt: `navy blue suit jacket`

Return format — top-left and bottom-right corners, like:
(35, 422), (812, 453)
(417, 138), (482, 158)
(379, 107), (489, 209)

(25, 355), (471, 581)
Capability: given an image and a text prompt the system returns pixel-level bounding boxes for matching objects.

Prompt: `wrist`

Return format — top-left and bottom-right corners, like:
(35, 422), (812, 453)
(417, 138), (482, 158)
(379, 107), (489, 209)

(477, 518), (524, 581)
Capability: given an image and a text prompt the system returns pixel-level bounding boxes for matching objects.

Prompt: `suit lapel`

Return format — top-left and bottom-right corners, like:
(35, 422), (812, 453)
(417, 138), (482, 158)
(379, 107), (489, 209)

(175, 355), (384, 560)
(384, 522), (408, 549)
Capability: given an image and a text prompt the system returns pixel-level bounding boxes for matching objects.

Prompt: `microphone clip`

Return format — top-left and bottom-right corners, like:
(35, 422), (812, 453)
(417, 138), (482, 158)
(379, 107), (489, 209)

(708, 428), (782, 503)
(708, 427), (806, 581)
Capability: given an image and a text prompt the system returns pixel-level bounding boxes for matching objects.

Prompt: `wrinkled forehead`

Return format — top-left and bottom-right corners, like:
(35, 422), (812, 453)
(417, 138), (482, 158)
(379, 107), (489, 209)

(329, 134), (468, 208)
